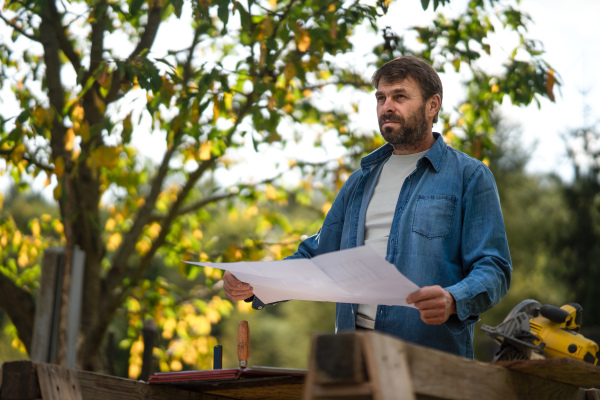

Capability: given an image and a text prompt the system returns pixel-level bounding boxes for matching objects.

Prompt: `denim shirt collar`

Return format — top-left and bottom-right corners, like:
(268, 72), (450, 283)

(360, 132), (446, 173)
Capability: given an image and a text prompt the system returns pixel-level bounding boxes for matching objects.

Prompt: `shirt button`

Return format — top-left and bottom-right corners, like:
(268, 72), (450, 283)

(258, 306), (263, 310)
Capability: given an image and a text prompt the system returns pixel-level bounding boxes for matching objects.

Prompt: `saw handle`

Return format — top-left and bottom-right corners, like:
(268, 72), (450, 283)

(540, 305), (570, 325)
(238, 321), (249, 369)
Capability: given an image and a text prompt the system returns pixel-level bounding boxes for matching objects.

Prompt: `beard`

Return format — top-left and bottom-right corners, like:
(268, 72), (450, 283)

(378, 102), (428, 148)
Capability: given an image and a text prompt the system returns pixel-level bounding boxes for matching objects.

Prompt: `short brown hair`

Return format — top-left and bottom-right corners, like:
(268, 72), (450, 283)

(371, 56), (443, 123)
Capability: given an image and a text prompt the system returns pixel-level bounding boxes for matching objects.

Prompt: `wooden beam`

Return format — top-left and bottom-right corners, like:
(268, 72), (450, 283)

(0, 360), (42, 400)
(0, 361), (229, 400)
(375, 333), (588, 400)
(36, 363), (83, 400)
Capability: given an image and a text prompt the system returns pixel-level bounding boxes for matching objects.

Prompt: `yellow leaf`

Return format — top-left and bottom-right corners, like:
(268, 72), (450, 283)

(0, 193), (3, 212)
(136, 237), (152, 256)
(162, 318), (177, 339)
(297, 29), (310, 52)
(268, 95), (276, 111)
(53, 156), (64, 177)
(147, 222), (161, 240)
(31, 219), (40, 237)
(237, 300), (253, 313)
(65, 128), (76, 151)
(18, 248), (29, 267)
(284, 62), (296, 81)
(33, 107), (47, 126)
(270, 244), (282, 259)
(78, 121), (90, 142)
(14, 230), (22, 246)
(170, 360), (183, 372)
(54, 220), (64, 234)
(269, 0), (276, 6)
(107, 232), (122, 251)
(72, 104), (85, 121)
(491, 84), (499, 93)
(105, 218), (116, 232)
(321, 202), (332, 214)
(328, 4), (336, 12)
(92, 146), (120, 168)
(245, 205), (259, 217)
(265, 184), (277, 200)
(199, 141), (212, 160)
(223, 92), (233, 111)
(546, 70), (556, 101)
(212, 97), (221, 122)
(193, 229), (203, 239)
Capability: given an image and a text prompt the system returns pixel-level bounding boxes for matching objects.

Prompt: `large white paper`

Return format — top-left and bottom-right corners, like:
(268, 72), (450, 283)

(185, 246), (420, 307)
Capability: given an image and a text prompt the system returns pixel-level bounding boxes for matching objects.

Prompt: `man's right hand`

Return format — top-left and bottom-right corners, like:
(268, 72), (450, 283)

(223, 271), (254, 301)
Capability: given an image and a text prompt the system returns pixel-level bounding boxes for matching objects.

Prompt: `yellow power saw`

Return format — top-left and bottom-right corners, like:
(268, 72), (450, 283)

(481, 299), (599, 365)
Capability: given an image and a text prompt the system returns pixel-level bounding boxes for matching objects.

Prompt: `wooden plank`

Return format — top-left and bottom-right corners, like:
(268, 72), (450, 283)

(494, 358), (600, 387)
(31, 248), (62, 363)
(36, 363), (83, 400)
(312, 333), (366, 384)
(0, 360), (42, 400)
(76, 369), (231, 400)
(362, 332), (415, 400)
(401, 338), (587, 400)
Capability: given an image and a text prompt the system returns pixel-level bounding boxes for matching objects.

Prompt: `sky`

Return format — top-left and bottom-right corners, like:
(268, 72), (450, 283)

(1, 0), (599, 197)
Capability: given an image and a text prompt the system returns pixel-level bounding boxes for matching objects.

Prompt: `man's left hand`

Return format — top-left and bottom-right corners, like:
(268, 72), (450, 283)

(406, 285), (457, 325)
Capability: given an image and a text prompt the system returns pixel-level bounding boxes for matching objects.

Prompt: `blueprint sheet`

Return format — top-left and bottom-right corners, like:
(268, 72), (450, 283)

(185, 246), (419, 307)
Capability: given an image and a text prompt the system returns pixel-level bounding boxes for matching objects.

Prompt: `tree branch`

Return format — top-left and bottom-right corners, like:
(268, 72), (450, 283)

(0, 12), (41, 41)
(45, 0), (82, 74)
(105, 1), (163, 104)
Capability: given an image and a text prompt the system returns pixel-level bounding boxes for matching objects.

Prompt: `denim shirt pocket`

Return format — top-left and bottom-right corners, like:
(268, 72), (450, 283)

(411, 195), (457, 239)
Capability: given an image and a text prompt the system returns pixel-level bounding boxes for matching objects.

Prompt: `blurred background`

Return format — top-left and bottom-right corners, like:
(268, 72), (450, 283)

(1, 0), (599, 376)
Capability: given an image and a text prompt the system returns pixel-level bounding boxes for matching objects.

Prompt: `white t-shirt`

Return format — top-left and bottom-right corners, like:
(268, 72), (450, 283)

(355, 150), (427, 329)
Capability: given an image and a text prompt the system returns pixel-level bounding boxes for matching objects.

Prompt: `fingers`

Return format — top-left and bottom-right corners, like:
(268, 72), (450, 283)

(223, 271), (254, 302)
(406, 285), (456, 325)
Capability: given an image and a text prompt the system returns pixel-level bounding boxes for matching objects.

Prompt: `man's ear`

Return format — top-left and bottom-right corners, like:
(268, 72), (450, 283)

(427, 94), (441, 117)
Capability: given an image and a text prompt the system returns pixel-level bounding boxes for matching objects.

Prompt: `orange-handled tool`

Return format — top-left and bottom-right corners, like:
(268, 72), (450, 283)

(237, 320), (249, 369)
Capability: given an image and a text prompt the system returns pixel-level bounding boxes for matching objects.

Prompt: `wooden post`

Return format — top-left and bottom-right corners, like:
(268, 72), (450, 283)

(303, 332), (414, 400)
(139, 318), (157, 382)
(30, 246), (85, 369)
(31, 248), (63, 364)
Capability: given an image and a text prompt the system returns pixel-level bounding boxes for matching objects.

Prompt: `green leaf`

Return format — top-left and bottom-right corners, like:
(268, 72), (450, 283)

(172, 0), (183, 18)
(130, 0), (144, 15)
(217, 0), (230, 28)
(421, 0), (430, 10)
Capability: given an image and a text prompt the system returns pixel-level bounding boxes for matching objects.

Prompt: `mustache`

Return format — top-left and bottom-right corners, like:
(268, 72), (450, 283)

(380, 114), (404, 123)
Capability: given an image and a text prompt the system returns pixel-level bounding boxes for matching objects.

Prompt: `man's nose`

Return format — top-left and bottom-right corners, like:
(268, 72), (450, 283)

(382, 98), (395, 112)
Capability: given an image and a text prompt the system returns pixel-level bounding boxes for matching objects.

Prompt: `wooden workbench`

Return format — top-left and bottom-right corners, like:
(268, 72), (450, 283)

(1, 331), (600, 400)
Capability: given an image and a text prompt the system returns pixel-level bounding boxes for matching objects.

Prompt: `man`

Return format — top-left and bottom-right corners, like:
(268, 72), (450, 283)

(223, 56), (511, 358)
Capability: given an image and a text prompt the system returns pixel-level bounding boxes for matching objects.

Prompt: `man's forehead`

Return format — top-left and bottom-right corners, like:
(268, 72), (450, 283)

(375, 76), (421, 94)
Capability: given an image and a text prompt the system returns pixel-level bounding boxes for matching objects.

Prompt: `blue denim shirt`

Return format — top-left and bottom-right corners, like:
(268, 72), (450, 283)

(253, 133), (511, 358)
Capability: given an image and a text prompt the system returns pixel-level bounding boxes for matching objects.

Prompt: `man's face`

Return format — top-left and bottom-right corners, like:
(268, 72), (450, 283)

(375, 77), (430, 148)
